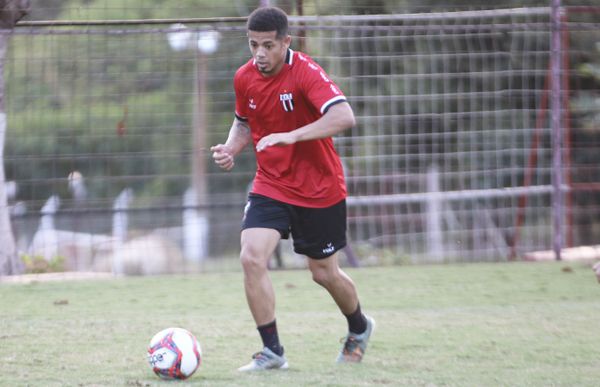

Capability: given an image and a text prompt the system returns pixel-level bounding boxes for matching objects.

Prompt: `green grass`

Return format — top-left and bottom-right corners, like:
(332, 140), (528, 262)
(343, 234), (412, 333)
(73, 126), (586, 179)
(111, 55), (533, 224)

(1, 261), (600, 386)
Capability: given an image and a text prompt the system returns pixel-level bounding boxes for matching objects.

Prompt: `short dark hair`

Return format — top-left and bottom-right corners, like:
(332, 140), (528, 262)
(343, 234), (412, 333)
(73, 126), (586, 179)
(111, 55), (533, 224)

(247, 7), (288, 39)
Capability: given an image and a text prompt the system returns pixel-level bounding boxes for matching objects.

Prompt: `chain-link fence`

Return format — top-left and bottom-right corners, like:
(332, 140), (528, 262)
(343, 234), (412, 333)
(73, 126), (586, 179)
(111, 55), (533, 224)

(4, 6), (600, 273)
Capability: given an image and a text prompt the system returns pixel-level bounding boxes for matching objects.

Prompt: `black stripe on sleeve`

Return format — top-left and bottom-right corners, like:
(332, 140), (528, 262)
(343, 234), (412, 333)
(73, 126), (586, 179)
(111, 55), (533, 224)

(322, 98), (347, 114)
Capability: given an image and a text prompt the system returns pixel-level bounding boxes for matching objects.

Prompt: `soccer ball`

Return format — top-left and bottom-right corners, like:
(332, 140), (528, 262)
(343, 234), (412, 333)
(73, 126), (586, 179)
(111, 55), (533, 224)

(147, 327), (202, 380)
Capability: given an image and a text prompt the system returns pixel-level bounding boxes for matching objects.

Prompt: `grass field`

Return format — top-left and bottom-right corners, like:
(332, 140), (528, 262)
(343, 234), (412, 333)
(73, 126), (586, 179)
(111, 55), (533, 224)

(1, 260), (600, 386)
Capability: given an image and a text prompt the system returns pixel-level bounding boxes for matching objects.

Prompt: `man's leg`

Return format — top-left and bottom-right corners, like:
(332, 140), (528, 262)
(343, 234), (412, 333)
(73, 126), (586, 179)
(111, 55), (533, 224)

(238, 227), (288, 371)
(307, 253), (375, 363)
(307, 252), (359, 315)
(240, 227), (280, 326)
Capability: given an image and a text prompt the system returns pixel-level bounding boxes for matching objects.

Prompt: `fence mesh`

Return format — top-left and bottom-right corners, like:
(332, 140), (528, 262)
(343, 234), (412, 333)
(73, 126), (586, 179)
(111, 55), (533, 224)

(5, 7), (600, 272)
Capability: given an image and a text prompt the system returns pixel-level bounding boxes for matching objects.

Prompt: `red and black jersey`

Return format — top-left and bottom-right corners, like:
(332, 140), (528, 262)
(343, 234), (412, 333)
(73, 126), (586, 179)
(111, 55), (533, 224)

(234, 48), (348, 208)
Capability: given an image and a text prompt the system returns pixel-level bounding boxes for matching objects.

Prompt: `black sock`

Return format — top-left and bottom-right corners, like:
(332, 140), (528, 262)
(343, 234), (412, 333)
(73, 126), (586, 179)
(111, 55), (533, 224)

(345, 303), (368, 334)
(257, 320), (284, 356)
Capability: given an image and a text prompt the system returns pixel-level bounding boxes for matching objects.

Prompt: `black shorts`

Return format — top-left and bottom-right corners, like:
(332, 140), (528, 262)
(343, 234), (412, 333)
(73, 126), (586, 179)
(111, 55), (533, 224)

(242, 194), (347, 259)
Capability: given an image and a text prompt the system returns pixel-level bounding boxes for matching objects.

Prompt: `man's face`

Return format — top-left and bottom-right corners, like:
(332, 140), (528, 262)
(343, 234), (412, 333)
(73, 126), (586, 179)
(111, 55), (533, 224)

(247, 30), (291, 77)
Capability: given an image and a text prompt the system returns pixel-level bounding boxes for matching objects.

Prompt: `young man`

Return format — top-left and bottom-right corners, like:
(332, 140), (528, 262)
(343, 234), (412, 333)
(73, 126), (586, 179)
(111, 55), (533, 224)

(211, 6), (374, 371)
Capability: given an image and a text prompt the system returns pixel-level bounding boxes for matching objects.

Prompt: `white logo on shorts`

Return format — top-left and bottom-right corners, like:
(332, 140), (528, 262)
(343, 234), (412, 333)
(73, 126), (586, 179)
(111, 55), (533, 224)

(322, 242), (335, 254)
(243, 200), (251, 221)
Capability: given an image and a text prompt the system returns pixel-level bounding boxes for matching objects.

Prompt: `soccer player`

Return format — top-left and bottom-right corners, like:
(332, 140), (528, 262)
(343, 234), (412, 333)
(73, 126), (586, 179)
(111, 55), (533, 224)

(211, 6), (375, 371)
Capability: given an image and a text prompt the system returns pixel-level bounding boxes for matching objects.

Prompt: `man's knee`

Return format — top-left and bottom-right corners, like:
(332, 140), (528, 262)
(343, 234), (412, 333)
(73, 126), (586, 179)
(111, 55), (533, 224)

(240, 244), (268, 273)
(240, 228), (280, 273)
(310, 262), (337, 287)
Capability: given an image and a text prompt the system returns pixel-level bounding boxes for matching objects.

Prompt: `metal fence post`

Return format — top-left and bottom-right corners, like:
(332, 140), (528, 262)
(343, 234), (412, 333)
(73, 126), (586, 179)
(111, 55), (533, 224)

(551, 0), (563, 260)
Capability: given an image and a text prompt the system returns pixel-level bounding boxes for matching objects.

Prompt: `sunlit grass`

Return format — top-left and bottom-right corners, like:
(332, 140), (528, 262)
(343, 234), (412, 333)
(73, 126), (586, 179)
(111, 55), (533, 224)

(1, 261), (600, 386)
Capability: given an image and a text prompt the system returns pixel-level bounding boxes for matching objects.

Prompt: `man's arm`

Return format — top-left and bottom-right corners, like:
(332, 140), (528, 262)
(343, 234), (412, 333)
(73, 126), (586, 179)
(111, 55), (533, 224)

(255, 102), (355, 152)
(211, 118), (252, 171)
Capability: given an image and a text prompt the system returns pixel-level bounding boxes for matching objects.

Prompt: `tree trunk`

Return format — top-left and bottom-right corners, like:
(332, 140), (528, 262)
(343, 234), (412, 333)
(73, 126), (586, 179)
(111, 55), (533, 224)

(0, 0), (30, 276)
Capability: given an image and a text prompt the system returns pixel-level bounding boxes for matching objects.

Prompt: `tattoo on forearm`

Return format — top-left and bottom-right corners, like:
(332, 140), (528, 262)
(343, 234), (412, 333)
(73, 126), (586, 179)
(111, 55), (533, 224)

(228, 120), (251, 150)
(236, 121), (250, 137)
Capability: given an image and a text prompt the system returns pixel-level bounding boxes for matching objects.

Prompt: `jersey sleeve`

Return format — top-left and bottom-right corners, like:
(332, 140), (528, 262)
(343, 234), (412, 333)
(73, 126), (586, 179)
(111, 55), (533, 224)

(298, 56), (347, 115)
(234, 69), (248, 121)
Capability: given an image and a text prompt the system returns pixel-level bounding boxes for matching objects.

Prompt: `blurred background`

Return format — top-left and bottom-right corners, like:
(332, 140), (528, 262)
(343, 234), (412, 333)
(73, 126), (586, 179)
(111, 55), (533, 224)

(2, 0), (600, 274)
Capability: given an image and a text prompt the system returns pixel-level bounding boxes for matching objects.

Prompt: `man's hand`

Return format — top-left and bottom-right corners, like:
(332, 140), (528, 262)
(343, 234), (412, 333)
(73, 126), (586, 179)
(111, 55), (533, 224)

(211, 144), (235, 171)
(256, 132), (296, 152)
(594, 261), (600, 283)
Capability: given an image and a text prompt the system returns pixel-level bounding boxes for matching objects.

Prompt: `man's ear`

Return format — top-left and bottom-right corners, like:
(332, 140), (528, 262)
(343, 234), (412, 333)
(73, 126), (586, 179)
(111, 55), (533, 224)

(284, 34), (292, 48)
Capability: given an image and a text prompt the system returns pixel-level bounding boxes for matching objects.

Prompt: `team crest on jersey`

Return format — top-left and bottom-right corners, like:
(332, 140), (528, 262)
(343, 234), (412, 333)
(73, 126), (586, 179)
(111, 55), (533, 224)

(279, 92), (294, 112)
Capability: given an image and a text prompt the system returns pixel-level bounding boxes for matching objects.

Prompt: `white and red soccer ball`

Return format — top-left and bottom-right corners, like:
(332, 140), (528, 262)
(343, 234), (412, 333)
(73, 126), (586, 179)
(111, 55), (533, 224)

(147, 327), (202, 380)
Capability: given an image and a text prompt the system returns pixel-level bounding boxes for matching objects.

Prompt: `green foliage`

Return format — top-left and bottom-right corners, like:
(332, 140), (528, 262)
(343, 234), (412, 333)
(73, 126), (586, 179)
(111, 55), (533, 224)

(7, 1), (258, 205)
(7, 1), (600, 244)
(573, 45), (600, 133)
(28, 0), (259, 20)
(20, 254), (66, 273)
(6, 30), (197, 202)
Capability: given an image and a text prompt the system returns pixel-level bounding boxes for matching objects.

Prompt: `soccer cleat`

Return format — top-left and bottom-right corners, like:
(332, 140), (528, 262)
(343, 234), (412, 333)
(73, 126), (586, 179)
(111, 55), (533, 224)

(237, 347), (289, 372)
(336, 315), (375, 363)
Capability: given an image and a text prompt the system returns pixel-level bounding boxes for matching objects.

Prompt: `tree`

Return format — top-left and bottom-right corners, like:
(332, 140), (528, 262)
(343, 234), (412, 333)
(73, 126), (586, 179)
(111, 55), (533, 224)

(0, 0), (30, 276)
